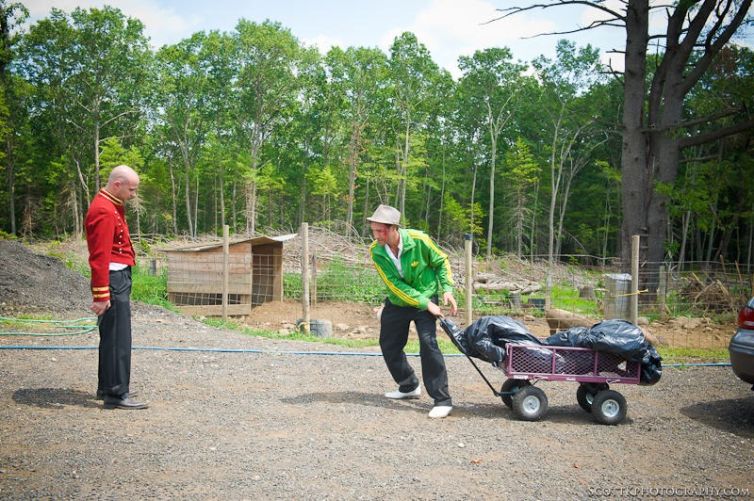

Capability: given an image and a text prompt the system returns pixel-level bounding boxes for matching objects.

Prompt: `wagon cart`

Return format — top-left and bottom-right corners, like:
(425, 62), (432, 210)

(439, 318), (641, 424)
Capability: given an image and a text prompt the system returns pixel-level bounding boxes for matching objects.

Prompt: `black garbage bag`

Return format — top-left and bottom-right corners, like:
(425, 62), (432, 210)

(544, 319), (662, 385)
(467, 316), (543, 364)
(589, 320), (648, 362)
(440, 316), (545, 364)
(542, 326), (591, 347)
(640, 347), (663, 385)
(438, 317), (469, 354)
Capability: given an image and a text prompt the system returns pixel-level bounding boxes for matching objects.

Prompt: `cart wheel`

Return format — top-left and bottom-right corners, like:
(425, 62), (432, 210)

(511, 386), (548, 421)
(500, 379), (529, 408)
(591, 390), (627, 425)
(576, 383), (609, 412)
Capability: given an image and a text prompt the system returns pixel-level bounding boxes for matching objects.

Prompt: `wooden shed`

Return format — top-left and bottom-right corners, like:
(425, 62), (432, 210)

(164, 234), (295, 316)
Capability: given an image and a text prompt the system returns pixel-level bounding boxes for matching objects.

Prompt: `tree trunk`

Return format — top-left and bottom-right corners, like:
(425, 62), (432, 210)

(345, 125), (362, 238)
(486, 132), (496, 259)
(620, 0), (650, 269)
(547, 118), (562, 266)
(219, 175), (225, 230)
(231, 181), (237, 234)
(94, 123), (101, 191)
(678, 210), (691, 271)
(194, 174), (199, 235)
(70, 185), (80, 237)
(438, 145), (446, 238)
(5, 135), (15, 234)
(184, 170), (194, 238)
(530, 180), (539, 261)
(169, 163), (178, 235)
(246, 178), (257, 236)
(399, 119), (410, 218)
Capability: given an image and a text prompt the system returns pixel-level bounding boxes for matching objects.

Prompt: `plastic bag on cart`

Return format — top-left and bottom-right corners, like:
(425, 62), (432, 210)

(438, 318), (470, 354)
(543, 319), (662, 385)
(447, 316), (556, 366)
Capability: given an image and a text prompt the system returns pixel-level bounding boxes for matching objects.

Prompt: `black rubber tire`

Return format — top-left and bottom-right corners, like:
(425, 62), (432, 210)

(576, 383), (609, 412)
(511, 385), (548, 421)
(591, 390), (627, 425)
(500, 379), (529, 408)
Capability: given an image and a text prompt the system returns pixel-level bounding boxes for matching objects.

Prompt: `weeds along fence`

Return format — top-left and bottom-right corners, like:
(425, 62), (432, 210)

(145, 227), (753, 347)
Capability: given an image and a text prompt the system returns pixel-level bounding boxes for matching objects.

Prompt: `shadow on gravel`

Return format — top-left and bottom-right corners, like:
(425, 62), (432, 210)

(282, 391), (410, 410)
(12, 388), (100, 409)
(459, 402), (627, 425)
(680, 396), (754, 438)
(285, 391), (617, 425)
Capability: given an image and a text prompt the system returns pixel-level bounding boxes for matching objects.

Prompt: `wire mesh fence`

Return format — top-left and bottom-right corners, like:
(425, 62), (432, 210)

(145, 229), (752, 349)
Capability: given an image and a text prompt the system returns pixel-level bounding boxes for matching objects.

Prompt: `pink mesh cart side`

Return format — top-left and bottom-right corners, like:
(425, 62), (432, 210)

(501, 344), (641, 424)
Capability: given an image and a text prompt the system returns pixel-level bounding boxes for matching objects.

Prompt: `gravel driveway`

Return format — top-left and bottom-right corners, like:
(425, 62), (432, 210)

(1, 304), (753, 499)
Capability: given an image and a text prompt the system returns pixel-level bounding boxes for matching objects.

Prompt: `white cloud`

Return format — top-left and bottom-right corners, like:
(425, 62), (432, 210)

(24, 0), (201, 49)
(379, 0), (555, 78)
(302, 34), (348, 55)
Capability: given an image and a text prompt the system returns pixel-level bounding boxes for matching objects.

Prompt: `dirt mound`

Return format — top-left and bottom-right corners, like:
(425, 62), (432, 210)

(0, 240), (90, 315)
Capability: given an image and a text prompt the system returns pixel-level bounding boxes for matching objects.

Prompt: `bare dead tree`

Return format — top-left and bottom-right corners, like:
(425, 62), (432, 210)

(490, 0), (753, 294)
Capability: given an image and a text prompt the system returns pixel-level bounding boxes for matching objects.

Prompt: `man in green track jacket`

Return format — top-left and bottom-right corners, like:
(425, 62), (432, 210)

(367, 204), (458, 419)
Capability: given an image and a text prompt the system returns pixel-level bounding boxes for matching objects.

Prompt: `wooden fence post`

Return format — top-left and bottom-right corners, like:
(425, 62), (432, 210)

(222, 224), (229, 321)
(311, 254), (317, 306)
(464, 234), (473, 325)
(630, 234), (639, 324)
(301, 223), (310, 333)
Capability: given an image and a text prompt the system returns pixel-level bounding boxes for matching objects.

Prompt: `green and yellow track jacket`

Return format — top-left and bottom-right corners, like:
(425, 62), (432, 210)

(370, 228), (454, 310)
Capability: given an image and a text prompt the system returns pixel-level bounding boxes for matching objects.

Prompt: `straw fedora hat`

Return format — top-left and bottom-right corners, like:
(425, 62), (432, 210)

(367, 204), (401, 226)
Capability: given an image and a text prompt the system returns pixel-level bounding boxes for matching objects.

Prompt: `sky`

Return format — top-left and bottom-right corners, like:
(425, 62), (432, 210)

(22, 0), (754, 79)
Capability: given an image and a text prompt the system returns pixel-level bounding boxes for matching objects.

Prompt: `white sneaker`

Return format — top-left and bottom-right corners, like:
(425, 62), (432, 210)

(428, 405), (452, 418)
(384, 387), (421, 399)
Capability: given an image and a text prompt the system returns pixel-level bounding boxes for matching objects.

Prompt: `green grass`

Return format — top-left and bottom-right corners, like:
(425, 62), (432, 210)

(130, 266), (179, 312)
(202, 317), (462, 354)
(548, 283), (601, 316)
(284, 259), (385, 303)
(657, 346), (729, 364)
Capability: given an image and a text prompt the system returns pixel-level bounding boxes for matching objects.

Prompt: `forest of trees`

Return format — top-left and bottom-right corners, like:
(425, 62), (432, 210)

(0, 1), (752, 271)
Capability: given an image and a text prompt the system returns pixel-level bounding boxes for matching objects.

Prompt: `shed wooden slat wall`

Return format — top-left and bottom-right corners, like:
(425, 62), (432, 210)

(165, 239), (285, 316)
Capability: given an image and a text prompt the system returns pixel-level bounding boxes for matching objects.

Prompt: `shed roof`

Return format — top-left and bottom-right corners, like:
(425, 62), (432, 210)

(162, 233), (297, 253)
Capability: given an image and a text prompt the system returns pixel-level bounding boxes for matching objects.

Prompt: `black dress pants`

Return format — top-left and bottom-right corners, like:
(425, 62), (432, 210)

(379, 299), (452, 406)
(98, 267), (132, 398)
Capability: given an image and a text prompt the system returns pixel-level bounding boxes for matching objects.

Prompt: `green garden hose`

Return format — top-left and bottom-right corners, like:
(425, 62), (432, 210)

(0, 316), (98, 336)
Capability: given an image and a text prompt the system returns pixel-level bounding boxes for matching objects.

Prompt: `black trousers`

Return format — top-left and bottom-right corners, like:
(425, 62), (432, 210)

(379, 299), (452, 406)
(98, 268), (132, 398)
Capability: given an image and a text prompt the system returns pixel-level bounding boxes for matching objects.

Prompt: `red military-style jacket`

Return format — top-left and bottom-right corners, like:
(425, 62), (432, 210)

(85, 188), (136, 302)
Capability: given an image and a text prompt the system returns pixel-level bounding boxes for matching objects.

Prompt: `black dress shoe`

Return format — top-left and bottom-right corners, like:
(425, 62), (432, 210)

(103, 396), (149, 410)
(96, 390), (137, 401)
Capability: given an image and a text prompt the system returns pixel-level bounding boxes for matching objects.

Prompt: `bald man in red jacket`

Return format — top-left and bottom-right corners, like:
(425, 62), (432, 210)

(85, 165), (147, 410)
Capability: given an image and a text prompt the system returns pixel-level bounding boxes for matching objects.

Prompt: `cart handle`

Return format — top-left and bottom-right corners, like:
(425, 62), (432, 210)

(437, 315), (500, 397)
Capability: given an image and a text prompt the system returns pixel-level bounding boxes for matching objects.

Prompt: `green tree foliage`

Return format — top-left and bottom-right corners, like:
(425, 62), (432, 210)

(503, 138), (541, 257)
(2, 4), (751, 272)
(457, 47), (527, 257)
(14, 6), (151, 236)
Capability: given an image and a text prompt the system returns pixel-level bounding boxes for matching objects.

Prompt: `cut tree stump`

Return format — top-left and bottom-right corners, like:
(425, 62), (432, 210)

(544, 308), (595, 335)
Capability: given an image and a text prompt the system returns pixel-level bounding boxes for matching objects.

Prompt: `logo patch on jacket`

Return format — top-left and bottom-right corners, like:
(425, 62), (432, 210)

(411, 260), (419, 268)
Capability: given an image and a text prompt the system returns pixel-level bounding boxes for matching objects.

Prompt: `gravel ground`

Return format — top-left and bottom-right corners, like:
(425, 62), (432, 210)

(1, 304), (753, 500)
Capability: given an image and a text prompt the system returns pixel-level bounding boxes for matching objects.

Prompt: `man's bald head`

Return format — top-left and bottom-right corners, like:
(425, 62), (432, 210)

(106, 165), (140, 202)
